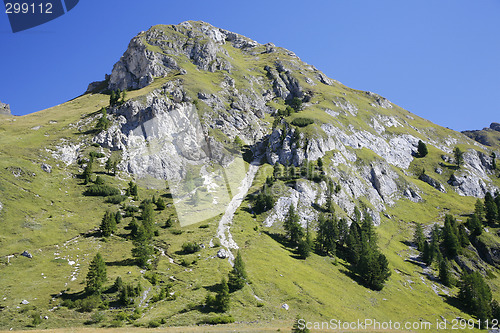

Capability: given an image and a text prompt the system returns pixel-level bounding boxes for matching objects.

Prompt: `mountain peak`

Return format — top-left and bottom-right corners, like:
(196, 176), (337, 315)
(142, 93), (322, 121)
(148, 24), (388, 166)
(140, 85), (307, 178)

(101, 21), (306, 92)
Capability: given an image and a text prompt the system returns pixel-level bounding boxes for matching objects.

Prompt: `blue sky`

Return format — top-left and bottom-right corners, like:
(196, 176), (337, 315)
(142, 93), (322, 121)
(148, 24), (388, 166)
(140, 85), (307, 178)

(0, 0), (499, 131)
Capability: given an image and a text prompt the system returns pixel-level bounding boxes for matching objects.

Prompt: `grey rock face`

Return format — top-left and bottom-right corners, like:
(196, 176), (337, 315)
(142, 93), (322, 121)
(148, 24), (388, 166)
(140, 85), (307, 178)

(419, 173), (446, 193)
(490, 122), (500, 132)
(0, 101), (11, 115)
(217, 248), (228, 259)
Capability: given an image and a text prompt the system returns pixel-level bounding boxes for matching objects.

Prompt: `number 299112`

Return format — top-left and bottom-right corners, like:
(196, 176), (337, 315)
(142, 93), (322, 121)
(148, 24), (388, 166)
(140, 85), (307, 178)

(5, 2), (53, 14)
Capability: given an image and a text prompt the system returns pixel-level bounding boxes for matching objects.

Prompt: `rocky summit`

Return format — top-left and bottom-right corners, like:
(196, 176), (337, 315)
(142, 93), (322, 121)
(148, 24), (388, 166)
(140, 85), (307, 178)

(0, 100), (11, 115)
(0, 21), (500, 331)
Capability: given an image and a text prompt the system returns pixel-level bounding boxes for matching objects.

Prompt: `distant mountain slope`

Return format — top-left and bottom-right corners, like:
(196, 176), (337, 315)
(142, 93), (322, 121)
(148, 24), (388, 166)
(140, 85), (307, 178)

(463, 122), (500, 149)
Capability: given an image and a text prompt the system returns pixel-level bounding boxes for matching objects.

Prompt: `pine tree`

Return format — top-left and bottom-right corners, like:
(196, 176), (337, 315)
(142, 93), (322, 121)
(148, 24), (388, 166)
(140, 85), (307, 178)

(417, 140), (428, 157)
(413, 223), (425, 251)
(104, 157), (113, 173)
(475, 199), (485, 222)
(283, 205), (304, 246)
(82, 159), (93, 185)
(458, 224), (470, 247)
(315, 214), (337, 256)
(453, 147), (464, 167)
(155, 197), (166, 210)
(317, 157), (323, 171)
(458, 271), (492, 321)
(131, 224), (154, 267)
(491, 152), (497, 170)
(467, 214), (482, 236)
(216, 277), (230, 312)
(100, 211), (116, 237)
(115, 211), (122, 225)
(228, 250), (247, 291)
(95, 107), (110, 132)
(346, 221), (362, 265)
(442, 215), (460, 257)
(337, 217), (349, 247)
(428, 224), (440, 264)
(298, 223), (312, 259)
(439, 258), (452, 287)
(484, 192), (498, 225)
(422, 241), (431, 264)
(86, 253), (107, 294)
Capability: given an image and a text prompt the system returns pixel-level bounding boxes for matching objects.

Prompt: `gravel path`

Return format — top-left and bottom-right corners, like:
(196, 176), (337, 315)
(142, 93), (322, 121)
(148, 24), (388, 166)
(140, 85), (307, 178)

(217, 161), (260, 266)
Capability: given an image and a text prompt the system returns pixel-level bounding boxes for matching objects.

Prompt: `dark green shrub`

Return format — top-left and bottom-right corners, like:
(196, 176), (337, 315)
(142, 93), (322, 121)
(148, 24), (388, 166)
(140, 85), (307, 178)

(89, 151), (105, 159)
(106, 195), (127, 204)
(182, 242), (201, 254)
(84, 184), (120, 197)
(204, 315), (235, 324)
(291, 117), (314, 127)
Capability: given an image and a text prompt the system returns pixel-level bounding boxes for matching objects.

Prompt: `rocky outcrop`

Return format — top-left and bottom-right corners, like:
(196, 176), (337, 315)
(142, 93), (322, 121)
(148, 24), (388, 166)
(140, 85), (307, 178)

(419, 173), (446, 193)
(446, 150), (497, 197)
(462, 122), (500, 148)
(490, 122), (500, 132)
(0, 101), (11, 115)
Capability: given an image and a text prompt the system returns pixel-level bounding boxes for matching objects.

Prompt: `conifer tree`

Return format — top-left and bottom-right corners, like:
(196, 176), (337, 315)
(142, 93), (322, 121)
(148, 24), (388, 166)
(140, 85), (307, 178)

(413, 223), (425, 251)
(458, 271), (492, 321)
(155, 197), (166, 210)
(315, 214), (337, 256)
(453, 147), (464, 167)
(346, 221), (362, 265)
(475, 198), (485, 222)
(442, 214), (460, 257)
(283, 205), (304, 246)
(131, 224), (154, 267)
(422, 241), (431, 265)
(467, 214), (482, 236)
(100, 211), (117, 237)
(216, 277), (230, 312)
(95, 107), (110, 132)
(439, 258), (452, 287)
(228, 250), (247, 291)
(86, 253), (107, 294)
(484, 192), (498, 225)
(337, 217), (349, 247)
(417, 140), (428, 157)
(82, 158), (93, 185)
(114, 211), (121, 224)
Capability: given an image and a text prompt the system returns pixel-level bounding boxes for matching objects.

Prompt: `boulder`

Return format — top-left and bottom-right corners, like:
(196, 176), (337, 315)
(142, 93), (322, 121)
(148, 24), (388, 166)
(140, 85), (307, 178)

(281, 303), (289, 310)
(217, 249), (228, 259)
(21, 300), (29, 305)
(419, 173), (446, 193)
(41, 163), (52, 173)
(21, 251), (32, 259)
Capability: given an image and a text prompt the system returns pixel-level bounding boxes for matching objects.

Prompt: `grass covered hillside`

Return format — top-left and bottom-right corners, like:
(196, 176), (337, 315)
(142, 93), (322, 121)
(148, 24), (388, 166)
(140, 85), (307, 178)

(1, 21), (500, 332)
